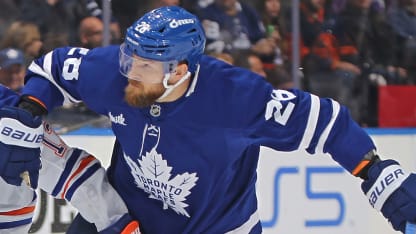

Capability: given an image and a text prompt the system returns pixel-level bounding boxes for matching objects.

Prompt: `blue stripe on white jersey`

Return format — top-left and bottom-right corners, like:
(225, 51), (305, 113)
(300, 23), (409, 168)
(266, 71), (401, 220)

(65, 163), (101, 201)
(0, 199), (36, 230)
(0, 218), (33, 229)
(51, 148), (83, 197)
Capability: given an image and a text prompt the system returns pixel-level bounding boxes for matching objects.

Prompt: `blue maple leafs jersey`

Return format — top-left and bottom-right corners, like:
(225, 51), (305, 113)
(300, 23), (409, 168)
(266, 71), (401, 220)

(20, 46), (375, 233)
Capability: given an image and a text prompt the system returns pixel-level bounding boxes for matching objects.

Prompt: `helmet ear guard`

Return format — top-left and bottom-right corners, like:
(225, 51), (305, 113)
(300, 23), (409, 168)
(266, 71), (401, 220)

(120, 6), (206, 76)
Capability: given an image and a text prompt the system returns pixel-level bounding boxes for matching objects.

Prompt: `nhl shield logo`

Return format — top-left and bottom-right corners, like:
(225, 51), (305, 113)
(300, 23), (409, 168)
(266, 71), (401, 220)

(150, 104), (161, 117)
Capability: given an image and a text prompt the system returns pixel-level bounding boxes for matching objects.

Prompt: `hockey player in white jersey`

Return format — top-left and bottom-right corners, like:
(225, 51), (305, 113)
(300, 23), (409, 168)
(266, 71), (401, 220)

(0, 84), (141, 233)
(1, 5), (416, 234)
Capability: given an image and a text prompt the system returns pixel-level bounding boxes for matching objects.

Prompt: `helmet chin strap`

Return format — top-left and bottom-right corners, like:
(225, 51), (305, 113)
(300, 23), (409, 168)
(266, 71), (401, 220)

(157, 71), (191, 101)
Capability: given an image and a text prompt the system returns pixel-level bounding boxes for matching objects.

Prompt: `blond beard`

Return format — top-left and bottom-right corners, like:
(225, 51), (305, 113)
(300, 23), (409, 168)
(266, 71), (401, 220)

(124, 82), (166, 108)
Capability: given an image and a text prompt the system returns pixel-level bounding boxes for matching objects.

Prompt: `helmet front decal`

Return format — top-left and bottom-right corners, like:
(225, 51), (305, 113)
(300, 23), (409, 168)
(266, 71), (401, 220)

(135, 21), (151, 34)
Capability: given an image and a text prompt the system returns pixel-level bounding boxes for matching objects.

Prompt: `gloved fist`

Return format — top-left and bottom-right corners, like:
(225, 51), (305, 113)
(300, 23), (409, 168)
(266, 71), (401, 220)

(0, 106), (43, 189)
(361, 159), (416, 233)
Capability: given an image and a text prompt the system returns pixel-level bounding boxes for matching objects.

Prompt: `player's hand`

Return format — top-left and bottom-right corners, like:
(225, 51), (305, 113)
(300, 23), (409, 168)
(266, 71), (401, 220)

(361, 159), (416, 233)
(100, 214), (141, 234)
(0, 106), (43, 189)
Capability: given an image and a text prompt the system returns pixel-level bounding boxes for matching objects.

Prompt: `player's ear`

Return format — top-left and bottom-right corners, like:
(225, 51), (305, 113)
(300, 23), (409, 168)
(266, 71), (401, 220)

(172, 62), (189, 81)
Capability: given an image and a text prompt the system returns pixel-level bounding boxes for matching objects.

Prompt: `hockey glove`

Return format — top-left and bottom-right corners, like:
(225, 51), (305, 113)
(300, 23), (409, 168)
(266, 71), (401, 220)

(361, 159), (416, 233)
(0, 106), (43, 189)
(100, 214), (141, 234)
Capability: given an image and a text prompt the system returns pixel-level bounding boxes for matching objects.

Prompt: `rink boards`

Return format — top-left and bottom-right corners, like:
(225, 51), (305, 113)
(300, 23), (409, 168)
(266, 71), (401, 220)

(29, 128), (415, 234)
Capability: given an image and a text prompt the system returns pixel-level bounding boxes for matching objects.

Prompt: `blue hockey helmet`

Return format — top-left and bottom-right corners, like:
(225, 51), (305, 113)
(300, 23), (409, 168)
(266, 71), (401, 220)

(120, 6), (206, 80)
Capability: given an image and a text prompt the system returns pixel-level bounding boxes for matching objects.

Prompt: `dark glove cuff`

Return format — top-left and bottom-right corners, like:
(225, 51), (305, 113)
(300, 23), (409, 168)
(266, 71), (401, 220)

(18, 96), (47, 116)
(354, 151), (381, 180)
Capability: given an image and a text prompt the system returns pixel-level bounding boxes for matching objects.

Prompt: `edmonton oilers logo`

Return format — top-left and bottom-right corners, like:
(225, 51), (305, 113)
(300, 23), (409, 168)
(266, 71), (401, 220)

(150, 104), (161, 117)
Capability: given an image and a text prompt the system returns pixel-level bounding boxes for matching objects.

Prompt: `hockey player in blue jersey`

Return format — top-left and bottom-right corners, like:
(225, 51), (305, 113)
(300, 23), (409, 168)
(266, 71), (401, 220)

(1, 5), (416, 234)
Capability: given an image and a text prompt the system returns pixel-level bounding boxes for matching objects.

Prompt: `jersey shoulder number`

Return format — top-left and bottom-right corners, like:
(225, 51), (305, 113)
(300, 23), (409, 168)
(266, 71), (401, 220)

(61, 47), (89, 81)
(265, 89), (296, 125)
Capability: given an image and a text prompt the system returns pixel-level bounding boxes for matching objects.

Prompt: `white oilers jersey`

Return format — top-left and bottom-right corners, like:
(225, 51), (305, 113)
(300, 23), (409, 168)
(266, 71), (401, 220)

(20, 45), (376, 233)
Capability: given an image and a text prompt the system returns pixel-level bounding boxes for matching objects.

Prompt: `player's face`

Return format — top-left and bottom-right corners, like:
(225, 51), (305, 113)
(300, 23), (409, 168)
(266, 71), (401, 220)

(122, 54), (168, 107)
(124, 79), (166, 108)
(119, 44), (167, 84)
(126, 56), (166, 83)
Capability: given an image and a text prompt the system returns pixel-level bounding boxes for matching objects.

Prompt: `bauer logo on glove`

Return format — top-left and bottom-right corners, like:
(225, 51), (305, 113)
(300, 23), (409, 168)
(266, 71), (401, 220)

(366, 164), (409, 210)
(0, 106), (43, 189)
(0, 119), (43, 147)
(362, 159), (416, 233)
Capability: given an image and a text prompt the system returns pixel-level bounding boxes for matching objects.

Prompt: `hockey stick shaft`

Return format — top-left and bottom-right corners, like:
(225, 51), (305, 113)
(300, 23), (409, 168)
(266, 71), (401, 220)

(55, 116), (109, 135)
(406, 222), (416, 234)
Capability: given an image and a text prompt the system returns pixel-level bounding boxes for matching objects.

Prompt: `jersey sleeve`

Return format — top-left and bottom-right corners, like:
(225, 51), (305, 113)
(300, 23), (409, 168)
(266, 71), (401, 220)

(39, 122), (129, 231)
(21, 47), (91, 111)
(252, 88), (376, 173)
(0, 178), (36, 233)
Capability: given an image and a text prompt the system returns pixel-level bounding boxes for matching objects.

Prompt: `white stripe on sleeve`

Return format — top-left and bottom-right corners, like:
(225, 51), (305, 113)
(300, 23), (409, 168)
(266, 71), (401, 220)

(28, 51), (81, 105)
(298, 94), (320, 150)
(315, 99), (340, 154)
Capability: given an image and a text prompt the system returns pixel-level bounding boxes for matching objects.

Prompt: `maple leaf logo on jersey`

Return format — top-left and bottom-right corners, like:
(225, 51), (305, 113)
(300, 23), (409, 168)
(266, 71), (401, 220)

(124, 149), (198, 217)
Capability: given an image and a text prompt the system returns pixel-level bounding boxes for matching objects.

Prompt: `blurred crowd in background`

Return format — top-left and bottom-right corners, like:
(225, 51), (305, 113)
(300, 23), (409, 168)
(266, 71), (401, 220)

(0, 0), (415, 128)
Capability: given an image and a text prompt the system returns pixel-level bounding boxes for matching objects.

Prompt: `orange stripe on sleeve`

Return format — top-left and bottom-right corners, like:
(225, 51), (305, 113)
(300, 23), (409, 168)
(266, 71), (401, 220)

(61, 155), (96, 199)
(0, 206), (36, 216)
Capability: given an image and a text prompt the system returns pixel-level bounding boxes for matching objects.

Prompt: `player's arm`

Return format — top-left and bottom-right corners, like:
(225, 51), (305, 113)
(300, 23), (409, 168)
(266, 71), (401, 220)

(0, 85), (42, 233)
(292, 91), (416, 233)
(259, 88), (416, 233)
(20, 47), (92, 112)
(255, 88), (375, 170)
(39, 122), (141, 234)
